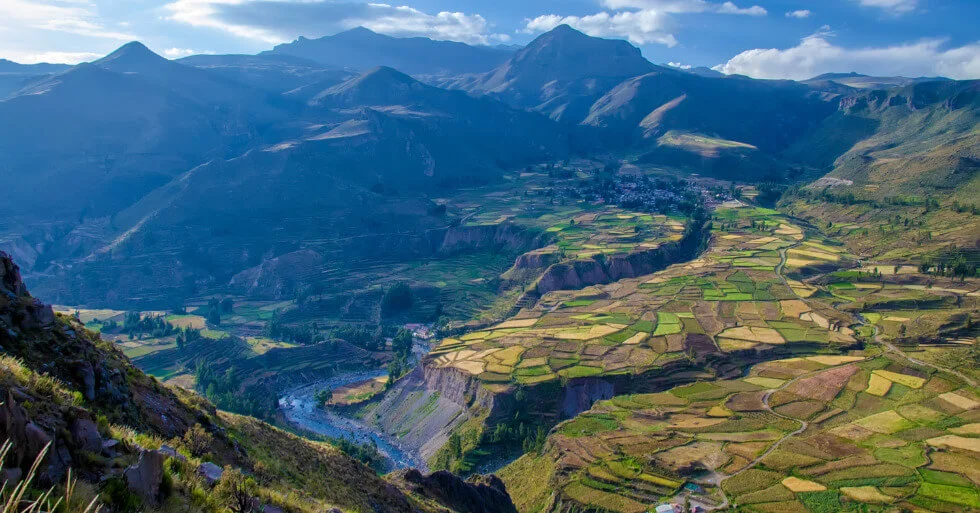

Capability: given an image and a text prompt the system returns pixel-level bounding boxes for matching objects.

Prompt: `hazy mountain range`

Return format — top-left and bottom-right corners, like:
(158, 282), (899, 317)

(0, 25), (975, 307)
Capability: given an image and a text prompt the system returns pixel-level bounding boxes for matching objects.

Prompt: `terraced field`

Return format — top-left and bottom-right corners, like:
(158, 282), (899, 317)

(426, 206), (857, 390)
(502, 353), (980, 513)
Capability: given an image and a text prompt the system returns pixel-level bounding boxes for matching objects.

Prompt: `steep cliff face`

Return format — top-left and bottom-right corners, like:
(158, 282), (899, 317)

(433, 223), (550, 256)
(359, 363), (499, 463)
(534, 244), (685, 295)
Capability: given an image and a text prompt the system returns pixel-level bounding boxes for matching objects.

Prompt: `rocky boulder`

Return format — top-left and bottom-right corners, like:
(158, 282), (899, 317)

(124, 450), (166, 502)
(70, 416), (102, 453)
(0, 392), (51, 472)
(197, 462), (224, 484)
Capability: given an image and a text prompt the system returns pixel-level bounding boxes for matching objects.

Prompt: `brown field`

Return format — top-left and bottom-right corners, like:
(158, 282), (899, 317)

(785, 364), (858, 401)
(926, 435), (980, 453)
(938, 391), (980, 410)
(717, 326), (786, 344)
(727, 391), (768, 412)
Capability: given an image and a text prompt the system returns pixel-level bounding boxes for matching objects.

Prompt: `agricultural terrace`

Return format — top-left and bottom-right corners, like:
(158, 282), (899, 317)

(804, 268), (980, 384)
(427, 206), (857, 390)
(502, 354), (980, 513)
(451, 159), (696, 262)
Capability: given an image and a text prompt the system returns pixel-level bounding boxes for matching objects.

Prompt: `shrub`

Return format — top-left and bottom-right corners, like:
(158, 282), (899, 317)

(181, 424), (214, 457)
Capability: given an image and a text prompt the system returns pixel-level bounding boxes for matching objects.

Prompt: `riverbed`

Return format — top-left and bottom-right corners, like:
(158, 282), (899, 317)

(279, 370), (428, 472)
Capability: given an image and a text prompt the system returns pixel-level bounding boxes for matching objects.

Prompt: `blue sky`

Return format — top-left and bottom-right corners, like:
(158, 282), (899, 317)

(2, 0), (978, 79)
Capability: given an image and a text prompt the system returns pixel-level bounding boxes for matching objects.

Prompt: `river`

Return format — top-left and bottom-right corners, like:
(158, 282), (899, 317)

(279, 370), (428, 472)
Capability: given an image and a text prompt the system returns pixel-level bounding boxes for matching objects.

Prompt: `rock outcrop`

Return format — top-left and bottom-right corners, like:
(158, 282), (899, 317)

(389, 469), (519, 513)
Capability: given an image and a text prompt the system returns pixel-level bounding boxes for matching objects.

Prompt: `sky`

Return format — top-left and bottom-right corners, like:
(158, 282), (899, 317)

(1, 0), (978, 80)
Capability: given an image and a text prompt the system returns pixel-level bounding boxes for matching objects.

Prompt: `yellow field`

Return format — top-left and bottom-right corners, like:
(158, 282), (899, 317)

(853, 411), (909, 434)
(872, 370), (925, 388)
(805, 356), (864, 366)
(788, 248), (839, 262)
(779, 300), (811, 318)
(949, 423), (980, 435)
(866, 374), (893, 396)
(555, 324), (625, 340)
(840, 486), (894, 503)
(745, 377), (786, 389)
(782, 477), (826, 492)
(717, 326), (786, 344)
(623, 332), (648, 345)
(707, 406), (733, 417)
(493, 318), (540, 329)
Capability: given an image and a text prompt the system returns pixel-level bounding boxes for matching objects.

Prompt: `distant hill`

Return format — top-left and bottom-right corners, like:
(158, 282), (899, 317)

(804, 71), (952, 90)
(179, 53), (354, 93)
(790, 79), (979, 198)
(266, 27), (513, 75)
(22, 65), (568, 306)
(0, 59), (72, 99)
(441, 25), (660, 123)
(582, 70), (834, 154)
(0, 42), (296, 223)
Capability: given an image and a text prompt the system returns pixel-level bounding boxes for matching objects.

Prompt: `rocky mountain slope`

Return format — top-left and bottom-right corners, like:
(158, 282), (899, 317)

(267, 27), (513, 76)
(0, 250), (520, 513)
(440, 25), (659, 124)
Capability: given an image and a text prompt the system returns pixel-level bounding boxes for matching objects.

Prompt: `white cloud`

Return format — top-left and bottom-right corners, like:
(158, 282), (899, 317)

(785, 9), (812, 19)
(714, 33), (980, 80)
(855, 0), (917, 15)
(163, 0), (506, 45)
(0, 50), (100, 64)
(0, 0), (137, 41)
(717, 2), (766, 16)
(601, 0), (767, 16)
(667, 61), (692, 69)
(163, 47), (198, 58)
(523, 10), (677, 46)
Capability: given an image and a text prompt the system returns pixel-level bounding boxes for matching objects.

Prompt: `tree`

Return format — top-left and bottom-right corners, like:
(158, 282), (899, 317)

(314, 388), (332, 406)
(206, 298), (222, 326)
(221, 297), (234, 314)
(391, 328), (413, 360)
(381, 283), (413, 315)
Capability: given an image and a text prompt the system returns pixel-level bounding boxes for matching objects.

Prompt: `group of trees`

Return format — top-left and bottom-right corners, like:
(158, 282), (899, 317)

(380, 283), (413, 316)
(489, 421), (547, 454)
(386, 328), (414, 385)
(920, 247), (979, 280)
(194, 363), (273, 418)
(264, 315), (324, 345)
(205, 298), (235, 326)
(101, 312), (184, 340)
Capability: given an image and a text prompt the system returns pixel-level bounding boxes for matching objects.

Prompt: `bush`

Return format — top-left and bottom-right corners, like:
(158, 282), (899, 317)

(181, 424), (214, 457)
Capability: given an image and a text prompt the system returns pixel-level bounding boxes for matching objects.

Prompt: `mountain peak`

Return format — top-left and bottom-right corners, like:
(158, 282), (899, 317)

(315, 65), (424, 105)
(96, 41), (168, 69)
(339, 26), (380, 38)
(505, 24), (656, 82)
